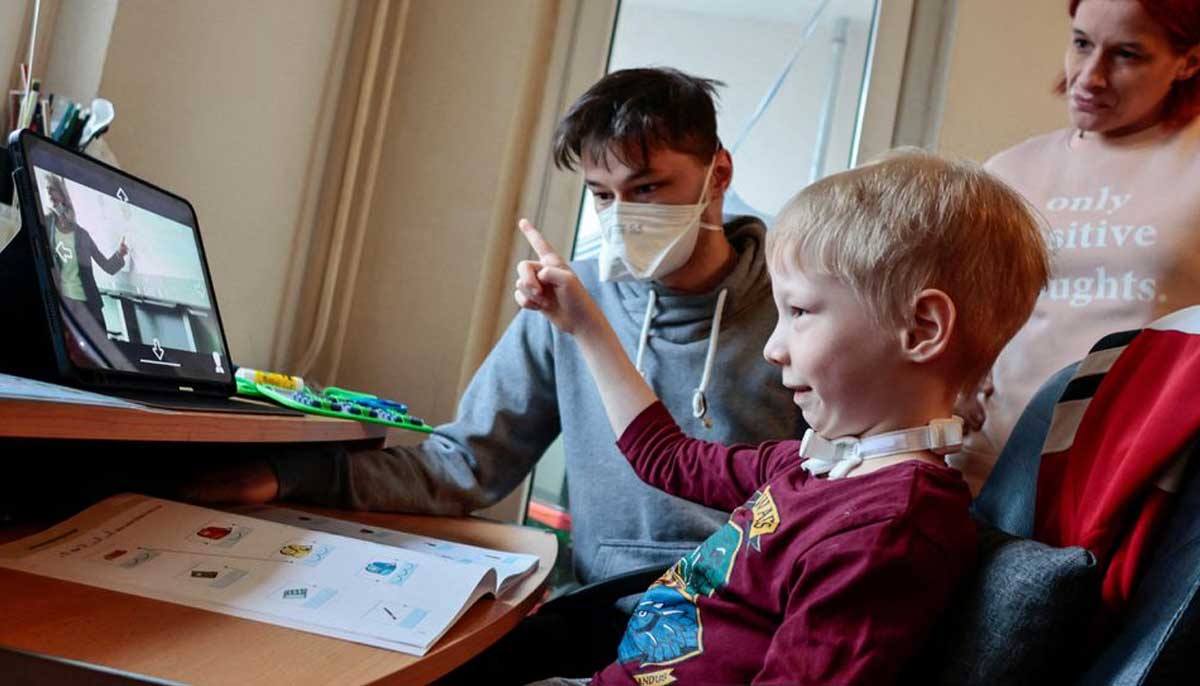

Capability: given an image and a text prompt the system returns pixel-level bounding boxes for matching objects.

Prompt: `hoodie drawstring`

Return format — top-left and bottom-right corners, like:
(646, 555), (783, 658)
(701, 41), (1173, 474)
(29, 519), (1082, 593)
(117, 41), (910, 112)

(634, 287), (728, 429)
(634, 290), (657, 377)
(692, 288), (727, 428)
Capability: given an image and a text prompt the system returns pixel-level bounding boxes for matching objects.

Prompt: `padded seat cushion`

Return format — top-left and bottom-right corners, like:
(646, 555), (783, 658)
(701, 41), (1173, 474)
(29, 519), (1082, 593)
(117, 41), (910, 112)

(915, 522), (1100, 686)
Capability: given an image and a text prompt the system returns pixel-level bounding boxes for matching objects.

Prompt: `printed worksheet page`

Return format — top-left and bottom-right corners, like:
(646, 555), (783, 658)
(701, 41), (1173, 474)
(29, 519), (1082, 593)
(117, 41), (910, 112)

(0, 494), (499, 654)
(232, 504), (540, 592)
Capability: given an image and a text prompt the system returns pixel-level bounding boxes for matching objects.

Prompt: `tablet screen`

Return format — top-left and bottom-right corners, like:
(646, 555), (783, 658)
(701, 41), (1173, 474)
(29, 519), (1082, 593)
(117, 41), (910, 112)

(23, 137), (232, 387)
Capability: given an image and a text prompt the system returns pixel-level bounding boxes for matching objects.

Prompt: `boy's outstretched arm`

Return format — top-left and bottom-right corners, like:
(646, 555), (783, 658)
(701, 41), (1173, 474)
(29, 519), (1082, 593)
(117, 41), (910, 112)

(515, 219), (656, 435)
(515, 220), (782, 511)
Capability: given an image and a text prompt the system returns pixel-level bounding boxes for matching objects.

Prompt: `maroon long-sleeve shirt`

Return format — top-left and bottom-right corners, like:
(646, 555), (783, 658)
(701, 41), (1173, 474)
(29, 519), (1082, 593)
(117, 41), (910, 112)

(589, 402), (976, 686)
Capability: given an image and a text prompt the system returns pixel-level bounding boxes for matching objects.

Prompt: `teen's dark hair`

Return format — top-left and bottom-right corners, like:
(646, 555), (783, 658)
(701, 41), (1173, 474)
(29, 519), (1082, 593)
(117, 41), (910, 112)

(552, 67), (724, 171)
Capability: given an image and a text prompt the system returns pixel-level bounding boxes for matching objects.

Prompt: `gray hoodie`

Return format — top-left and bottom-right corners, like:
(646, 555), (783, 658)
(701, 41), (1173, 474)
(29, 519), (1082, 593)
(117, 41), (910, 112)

(268, 217), (806, 583)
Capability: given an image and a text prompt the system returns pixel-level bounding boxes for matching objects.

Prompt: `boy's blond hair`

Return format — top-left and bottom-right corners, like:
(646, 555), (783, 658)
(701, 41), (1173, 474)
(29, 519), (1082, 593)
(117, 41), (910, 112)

(766, 149), (1050, 392)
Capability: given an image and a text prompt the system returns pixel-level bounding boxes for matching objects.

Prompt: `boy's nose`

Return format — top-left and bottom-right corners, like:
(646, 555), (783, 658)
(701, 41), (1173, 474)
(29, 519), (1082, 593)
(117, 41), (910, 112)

(763, 327), (787, 367)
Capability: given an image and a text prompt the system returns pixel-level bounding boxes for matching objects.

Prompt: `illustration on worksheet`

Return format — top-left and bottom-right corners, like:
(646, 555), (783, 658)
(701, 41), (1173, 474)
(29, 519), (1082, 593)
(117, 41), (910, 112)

(266, 582), (338, 610)
(89, 545), (160, 570)
(187, 520), (253, 548)
(358, 557), (418, 587)
(274, 538), (335, 568)
(362, 600), (431, 632)
(179, 560), (249, 589)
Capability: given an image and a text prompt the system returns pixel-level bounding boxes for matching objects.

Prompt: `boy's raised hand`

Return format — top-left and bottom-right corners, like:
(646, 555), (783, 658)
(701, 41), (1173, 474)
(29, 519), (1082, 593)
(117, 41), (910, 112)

(515, 219), (603, 335)
(516, 219), (657, 434)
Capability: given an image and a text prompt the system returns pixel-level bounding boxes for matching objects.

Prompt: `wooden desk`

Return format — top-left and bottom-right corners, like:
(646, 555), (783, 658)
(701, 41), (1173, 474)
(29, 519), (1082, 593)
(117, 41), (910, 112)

(0, 398), (558, 685)
(0, 510), (556, 685)
(0, 398), (396, 444)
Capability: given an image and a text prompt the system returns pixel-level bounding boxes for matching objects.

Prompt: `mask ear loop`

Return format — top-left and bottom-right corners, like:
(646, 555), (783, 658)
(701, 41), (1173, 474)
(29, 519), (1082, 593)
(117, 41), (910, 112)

(698, 151), (726, 231)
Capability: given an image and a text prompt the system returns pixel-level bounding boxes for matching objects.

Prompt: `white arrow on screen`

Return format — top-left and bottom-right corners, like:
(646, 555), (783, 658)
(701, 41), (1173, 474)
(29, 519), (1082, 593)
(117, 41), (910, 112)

(152, 339), (165, 360)
(56, 241), (73, 262)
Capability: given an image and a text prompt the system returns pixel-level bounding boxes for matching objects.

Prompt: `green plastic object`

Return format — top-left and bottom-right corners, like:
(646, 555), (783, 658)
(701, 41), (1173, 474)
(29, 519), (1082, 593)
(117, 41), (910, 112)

(248, 383), (432, 434)
(323, 387), (372, 400)
(235, 377), (264, 397)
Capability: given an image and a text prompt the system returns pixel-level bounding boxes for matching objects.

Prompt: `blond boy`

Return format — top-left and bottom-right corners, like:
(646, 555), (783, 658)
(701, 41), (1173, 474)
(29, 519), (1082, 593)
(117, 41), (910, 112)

(515, 151), (1049, 685)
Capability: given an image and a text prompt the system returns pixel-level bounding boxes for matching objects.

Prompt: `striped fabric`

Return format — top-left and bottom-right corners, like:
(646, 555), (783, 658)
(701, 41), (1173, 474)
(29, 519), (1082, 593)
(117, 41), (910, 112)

(1034, 306), (1200, 616)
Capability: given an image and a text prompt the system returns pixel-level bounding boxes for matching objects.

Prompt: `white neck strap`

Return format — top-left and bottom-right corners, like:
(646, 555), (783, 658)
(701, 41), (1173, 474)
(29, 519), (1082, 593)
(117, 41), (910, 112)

(799, 417), (963, 480)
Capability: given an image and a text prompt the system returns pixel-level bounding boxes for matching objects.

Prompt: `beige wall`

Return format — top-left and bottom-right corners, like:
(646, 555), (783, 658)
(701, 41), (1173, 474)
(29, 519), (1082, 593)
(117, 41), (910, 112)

(935, 0), (1073, 162)
(1, 1), (29, 97)
(97, 0), (349, 369)
(42, 0), (118, 106)
(329, 0), (563, 426)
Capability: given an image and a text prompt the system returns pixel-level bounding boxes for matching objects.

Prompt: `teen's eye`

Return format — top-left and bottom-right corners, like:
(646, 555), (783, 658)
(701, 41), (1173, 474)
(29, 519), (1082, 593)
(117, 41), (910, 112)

(1072, 37), (1091, 51)
(789, 306), (807, 319)
(591, 190), (614, 203)
(1114, 49), (1143, 60)
(634, 183), (660, 196)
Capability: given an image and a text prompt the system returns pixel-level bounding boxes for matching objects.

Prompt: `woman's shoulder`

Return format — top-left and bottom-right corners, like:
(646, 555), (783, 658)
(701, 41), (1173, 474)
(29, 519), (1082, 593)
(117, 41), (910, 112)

(1167, 116), (1200, 156)
(983, 128), (1074, 173)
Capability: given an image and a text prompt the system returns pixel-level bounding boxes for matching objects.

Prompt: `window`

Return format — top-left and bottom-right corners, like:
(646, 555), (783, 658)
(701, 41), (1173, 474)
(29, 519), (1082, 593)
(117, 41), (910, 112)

(573, 0), (881, 258)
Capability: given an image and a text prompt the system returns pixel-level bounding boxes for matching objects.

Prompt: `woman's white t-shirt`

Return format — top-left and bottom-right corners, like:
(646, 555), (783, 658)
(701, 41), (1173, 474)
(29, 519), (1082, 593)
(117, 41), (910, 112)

(955, 118), (1200, 491)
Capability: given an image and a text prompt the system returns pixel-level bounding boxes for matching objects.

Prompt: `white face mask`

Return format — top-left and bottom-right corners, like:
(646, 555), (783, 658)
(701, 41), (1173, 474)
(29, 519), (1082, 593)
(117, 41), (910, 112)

(596, 158), (722, 282)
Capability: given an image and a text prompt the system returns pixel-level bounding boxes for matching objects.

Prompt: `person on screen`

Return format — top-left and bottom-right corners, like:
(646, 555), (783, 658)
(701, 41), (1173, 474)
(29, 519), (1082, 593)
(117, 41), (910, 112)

(43, 174), (128, 332)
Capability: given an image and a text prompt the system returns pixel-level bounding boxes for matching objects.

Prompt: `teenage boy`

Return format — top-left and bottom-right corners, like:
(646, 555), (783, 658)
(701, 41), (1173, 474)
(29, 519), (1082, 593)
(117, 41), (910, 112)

(186, 68), (804, 677)
(513, 150), (1051, 685)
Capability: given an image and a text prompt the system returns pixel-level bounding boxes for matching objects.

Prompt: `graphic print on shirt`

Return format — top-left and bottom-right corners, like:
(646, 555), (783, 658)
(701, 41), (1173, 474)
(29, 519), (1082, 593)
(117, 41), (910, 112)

(1040, 185), (1163, 309)
(748, 486), (779, 551)
(617, 487), (780, 670)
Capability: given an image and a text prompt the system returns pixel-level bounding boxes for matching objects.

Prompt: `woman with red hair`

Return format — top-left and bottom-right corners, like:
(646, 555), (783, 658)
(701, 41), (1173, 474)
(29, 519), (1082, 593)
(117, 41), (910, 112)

(957, 0), (1200, 491)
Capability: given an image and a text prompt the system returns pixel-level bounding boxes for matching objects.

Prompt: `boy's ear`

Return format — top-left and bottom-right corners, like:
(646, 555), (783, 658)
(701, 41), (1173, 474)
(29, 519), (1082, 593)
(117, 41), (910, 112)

(712, 147), (734, 197)
(900, 289), (955, 364)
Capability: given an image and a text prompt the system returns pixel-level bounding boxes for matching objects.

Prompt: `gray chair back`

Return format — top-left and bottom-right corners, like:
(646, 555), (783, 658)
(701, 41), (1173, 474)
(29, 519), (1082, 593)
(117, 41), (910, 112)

(972, 361), (1200, 686)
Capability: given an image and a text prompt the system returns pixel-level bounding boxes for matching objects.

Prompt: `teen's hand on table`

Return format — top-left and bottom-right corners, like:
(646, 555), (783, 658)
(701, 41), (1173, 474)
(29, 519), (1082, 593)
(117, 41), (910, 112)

(179, 459), (279, 504)
(514, 218), (605, 335)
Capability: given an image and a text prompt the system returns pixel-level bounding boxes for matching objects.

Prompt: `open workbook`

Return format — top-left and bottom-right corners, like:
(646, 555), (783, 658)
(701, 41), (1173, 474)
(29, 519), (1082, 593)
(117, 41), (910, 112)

(0, 494), (539, 655)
